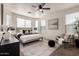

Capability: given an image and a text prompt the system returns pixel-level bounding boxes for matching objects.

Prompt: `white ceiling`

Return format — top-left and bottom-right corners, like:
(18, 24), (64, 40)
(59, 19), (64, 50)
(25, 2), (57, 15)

(4, 3), (79, 18)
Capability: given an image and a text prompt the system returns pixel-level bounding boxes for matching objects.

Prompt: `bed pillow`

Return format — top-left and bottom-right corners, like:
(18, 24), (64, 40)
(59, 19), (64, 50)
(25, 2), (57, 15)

(23, 30), (33, 35)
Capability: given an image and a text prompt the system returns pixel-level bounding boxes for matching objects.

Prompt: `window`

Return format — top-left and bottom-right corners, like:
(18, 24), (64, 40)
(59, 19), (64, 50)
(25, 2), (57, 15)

(65, 12), (79, 34)
(41, 20), (46, 27)
(40, 20), (46, 30)
(17, 18), (25, 28)
(35, 20), (38, 28)
(34, 20), (39, 32)
(6, 14), (12, 26)
(25, 20), (31, 28)
(17, 18), (31, 28)
(34, 20), (46, 33)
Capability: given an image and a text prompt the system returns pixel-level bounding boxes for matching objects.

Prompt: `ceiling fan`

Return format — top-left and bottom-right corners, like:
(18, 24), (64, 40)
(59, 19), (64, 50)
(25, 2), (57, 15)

(32, 3), (50, 13)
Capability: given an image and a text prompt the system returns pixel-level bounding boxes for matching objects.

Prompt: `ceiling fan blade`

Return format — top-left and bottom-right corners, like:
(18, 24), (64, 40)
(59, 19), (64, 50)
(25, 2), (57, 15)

(43, 8), (50, 10)
(32, 5), (37, 8)
(41, 3), (46, 7)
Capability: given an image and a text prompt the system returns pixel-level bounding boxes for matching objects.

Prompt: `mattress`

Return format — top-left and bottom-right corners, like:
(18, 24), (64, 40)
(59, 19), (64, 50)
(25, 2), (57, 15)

(20, 34), (42, 43)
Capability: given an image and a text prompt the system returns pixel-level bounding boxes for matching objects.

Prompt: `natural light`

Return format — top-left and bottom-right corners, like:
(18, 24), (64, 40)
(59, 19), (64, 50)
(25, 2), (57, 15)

(17, 18), (31, 28)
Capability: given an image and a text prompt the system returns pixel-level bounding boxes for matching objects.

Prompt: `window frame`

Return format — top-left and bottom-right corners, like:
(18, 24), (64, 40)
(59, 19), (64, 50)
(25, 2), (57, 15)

(17, 18), (32, 28)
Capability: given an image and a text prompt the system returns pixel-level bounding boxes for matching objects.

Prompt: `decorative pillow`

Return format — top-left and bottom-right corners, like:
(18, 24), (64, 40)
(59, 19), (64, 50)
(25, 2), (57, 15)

(58, 38), (64, 45)
(22, 30), (33, 35)
(23, 30), (25, 34)
(17, 34), (22, 39)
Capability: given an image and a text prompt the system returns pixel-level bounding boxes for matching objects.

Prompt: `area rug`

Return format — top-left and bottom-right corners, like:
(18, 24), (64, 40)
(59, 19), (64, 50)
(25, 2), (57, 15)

(20, 40), (59, 56)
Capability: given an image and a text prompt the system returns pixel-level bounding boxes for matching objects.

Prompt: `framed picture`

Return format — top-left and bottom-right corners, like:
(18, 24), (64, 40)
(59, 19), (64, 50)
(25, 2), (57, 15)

(48, 18), (59, 30)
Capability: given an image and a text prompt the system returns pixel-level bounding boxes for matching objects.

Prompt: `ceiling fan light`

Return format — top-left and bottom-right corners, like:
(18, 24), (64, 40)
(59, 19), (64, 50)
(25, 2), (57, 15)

(39, 9), (43, 12)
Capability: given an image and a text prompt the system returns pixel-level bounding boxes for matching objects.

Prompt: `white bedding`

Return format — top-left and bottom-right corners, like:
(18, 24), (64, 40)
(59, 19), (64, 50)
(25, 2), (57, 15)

(20, 34), (43, 43)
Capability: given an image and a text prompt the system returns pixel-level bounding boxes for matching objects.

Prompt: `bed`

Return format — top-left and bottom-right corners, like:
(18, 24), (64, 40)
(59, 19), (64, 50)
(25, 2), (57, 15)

(19, 34), (43, 44)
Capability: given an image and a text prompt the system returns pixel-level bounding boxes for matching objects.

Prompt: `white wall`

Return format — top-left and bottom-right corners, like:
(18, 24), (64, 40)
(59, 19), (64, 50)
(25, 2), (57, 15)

(42, 6), (79, 40)
(43, 12), (65, 40)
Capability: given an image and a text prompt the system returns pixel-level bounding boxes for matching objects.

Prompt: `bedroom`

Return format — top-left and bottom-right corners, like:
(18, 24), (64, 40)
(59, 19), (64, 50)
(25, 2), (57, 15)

(0, 3), (79, 56)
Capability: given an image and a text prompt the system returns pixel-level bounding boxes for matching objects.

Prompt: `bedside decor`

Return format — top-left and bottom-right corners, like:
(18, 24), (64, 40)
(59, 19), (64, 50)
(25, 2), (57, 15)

(48, 18), (59, 30)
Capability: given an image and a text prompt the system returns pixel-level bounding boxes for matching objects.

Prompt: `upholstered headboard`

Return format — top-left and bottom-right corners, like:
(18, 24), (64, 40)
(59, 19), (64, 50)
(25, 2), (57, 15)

(16, 28), (32, 33)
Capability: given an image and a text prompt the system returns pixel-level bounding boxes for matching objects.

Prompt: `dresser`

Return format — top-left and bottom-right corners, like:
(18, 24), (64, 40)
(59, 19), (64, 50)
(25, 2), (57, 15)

(0, 35), (19, 56)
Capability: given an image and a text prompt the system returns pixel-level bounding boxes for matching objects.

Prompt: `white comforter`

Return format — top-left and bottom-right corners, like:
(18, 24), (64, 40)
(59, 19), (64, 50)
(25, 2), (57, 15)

(20, 34), (42, 43)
